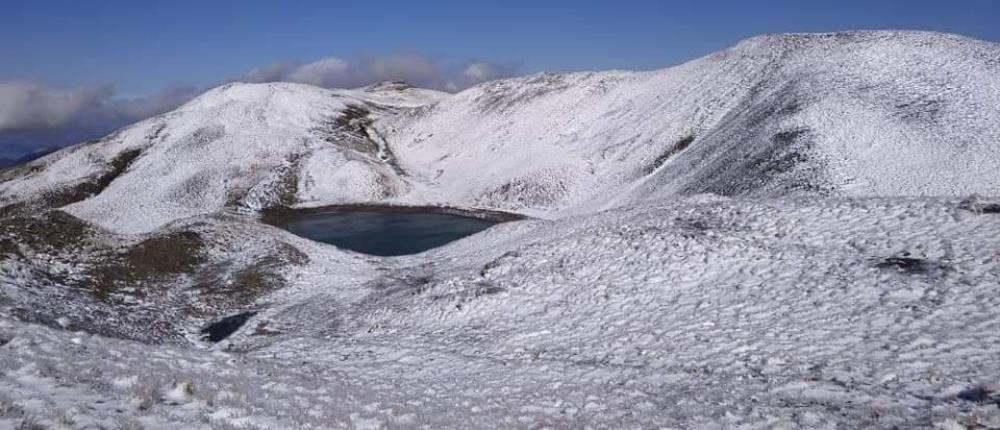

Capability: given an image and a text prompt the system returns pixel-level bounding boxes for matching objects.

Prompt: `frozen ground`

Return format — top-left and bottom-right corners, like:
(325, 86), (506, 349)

(3, 197), (1000, 428)
(1, 30), (1000, 428)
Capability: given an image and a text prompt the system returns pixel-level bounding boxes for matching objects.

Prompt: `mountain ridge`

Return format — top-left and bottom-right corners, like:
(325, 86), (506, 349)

(1, 29), (998, 233)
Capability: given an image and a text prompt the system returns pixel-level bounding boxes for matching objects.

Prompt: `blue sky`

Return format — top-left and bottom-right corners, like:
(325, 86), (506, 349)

(4, 0), (1000, 94)
(1, 0), (999, 157)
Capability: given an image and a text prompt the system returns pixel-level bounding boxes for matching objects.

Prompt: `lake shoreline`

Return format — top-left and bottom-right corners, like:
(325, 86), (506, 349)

(259, 203), (528, 227)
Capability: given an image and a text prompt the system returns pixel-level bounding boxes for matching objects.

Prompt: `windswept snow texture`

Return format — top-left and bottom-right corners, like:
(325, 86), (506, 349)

(3, 197), (1000, 428)
(2, 31), (1000, 428)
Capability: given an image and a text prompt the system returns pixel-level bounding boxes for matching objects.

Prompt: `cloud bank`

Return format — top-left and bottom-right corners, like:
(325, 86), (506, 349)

(0, 82), (199, 134)
(236, 54), (515, 92)
(0, 82), (110, 131)
(0, 54), (518, 158)
(0, 82), (202, 158)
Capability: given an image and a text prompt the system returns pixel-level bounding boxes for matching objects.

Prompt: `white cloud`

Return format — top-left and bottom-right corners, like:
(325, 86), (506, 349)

(241, 62), (300, 84)
(236, 54), (517, 92)
(286, 58), (351, 87)
(462, 62), (498, 82)
(0, 81), (200, 134)
(0, 82), (110, 131)
(0, 81), (202, 157)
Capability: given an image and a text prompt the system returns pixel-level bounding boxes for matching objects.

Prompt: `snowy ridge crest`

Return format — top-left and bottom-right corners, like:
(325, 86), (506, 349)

(2, 30), (998, 232)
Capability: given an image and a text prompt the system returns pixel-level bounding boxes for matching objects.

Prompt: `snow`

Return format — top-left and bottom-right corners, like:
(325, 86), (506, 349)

(3, 31), (998, 233)
(63, 83), (446, 234)
(0, 82), (447, 234)
(2, 30), (1000, 427)
(3, 196), (1000, 427)
(381, 31), (1000, 214)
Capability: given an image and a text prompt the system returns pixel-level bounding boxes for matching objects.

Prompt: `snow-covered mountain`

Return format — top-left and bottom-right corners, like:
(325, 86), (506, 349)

(2, 31), (1000, 428)
(381, 31), (1000, 212)
(0, 82), (447, 234)
(3, 31), (999, 234)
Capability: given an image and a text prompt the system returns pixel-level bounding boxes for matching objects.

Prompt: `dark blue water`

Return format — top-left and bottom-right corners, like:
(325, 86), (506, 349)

(284, 211), (498, 256)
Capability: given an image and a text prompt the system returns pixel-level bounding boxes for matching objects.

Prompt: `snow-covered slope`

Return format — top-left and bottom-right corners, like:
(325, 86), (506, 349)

(381, 31), (1000, 214)
(2, 31), (998, 233)
(3, 196), (1000, 428)
(0, 82), (446, 233)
